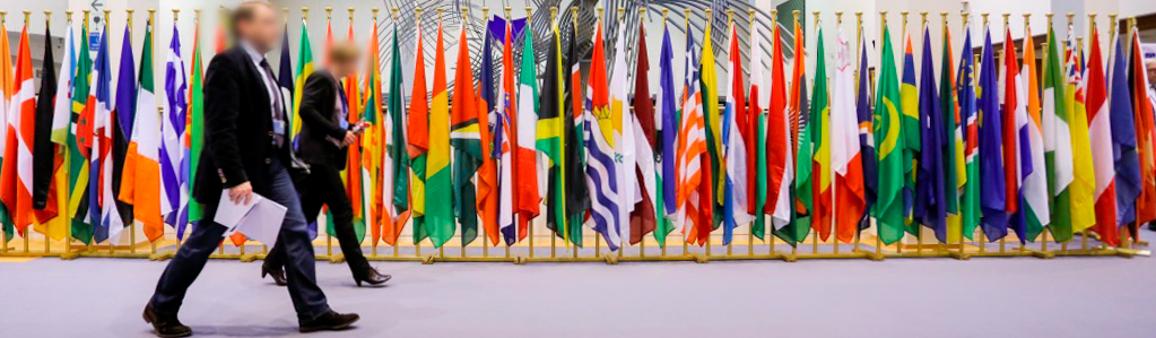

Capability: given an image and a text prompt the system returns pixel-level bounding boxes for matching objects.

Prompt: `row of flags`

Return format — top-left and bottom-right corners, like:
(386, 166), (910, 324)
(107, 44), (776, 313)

(3, 11), (1155, 254)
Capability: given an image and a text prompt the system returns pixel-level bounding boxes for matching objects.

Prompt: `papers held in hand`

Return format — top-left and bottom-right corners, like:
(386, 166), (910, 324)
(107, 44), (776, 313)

(214, 190), (288, 245)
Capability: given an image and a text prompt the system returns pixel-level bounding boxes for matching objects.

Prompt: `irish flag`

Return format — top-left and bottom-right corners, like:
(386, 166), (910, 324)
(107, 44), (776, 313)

(119, 20), (164, 242)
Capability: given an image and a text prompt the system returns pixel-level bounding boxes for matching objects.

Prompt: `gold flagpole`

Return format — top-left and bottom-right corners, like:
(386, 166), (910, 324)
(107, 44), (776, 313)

(854, 10), (863, 256)
(704, 7), (714, 260)
(683, 7), (692, 259)
(662, 6), (670, 259)
(1, 10), (6, 254)
(640, 6), (650, 259)
(748, 7), (758, 257)
(573, 5), (581, 260)
(480, 5), (490, 259)
(875, 10), (886, 260)
(726, 7), (734, 258)
(60, 9), (75, 259)
(790, 8), (800, 260)
(812, 9), (821, 257)
(1017, 11), (1026, 256)
(769, 8), (779, 258)
(832, 10), (843, 257)
(411, 5), (422, 260)
(593, 5), (603, 260)
(959, 10), (971, 258)
(370, 6), (380, 259)
(529, 5), (537, 261)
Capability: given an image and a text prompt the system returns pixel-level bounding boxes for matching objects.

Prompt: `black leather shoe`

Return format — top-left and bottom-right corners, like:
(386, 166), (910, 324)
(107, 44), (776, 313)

(261, 263), (288, 286)
(354, 267), (391, 287)
(143, 303), (192, 338)
(299, 310), (359, 333)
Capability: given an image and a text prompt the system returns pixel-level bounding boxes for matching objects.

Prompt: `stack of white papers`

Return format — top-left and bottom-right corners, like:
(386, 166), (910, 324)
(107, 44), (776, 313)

(214, 190), (288, 245)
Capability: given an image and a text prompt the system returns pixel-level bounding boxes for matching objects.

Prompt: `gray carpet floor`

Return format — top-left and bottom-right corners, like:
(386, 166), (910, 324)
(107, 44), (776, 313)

(2, 244), (1155, 338)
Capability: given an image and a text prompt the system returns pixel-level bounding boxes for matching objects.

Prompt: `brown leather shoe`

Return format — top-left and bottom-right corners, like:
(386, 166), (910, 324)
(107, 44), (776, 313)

(261, 263), (288, 286)
(299, 310), (360, 333)
(142, 303), (192, 338)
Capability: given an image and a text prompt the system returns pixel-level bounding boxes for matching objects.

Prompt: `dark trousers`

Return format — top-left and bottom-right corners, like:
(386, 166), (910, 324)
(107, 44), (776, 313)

(149, 159), (330, 320)
(266, 164), (370, 279)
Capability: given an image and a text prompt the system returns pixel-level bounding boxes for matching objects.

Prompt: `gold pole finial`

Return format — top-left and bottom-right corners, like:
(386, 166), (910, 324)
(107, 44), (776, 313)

(302, 7), (309, 21)
(372, 7), (379, 20)
(812, 11), (819, 26)
(325, 6), (332, 20)
(1066, 12), (1075, 26)
(1002, 13), (1009, 27)
(920, 11), (927, 27)
(348, 7), (355, 22)
(66, 10), (72, 23)
(836, 11), (843, 24)
(1108, 13), (1117, 37)
(23, 10), (30, 24)
(506, 6), (512, 19)
(172, 8), (180, 22)
(102, 9), (110, 27)
(662, 8), (669, 27)
(551, 6), (558, 24)
(982, 13), (990, 26)
(792, 9), (800, 25)
(44, 10), (51, 24)
(527, 6), (533, 22)
(901, 10), (908, 30)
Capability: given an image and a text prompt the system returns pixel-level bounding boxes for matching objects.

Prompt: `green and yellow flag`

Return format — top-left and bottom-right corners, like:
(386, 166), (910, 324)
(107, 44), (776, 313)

(425, 22), (453, 248)
(874, 26), (907, 245)
(290, 20), (314, 146)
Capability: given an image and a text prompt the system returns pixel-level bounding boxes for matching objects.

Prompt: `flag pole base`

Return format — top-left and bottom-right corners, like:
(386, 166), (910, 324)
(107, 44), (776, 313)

(239, 253), (261, 263)
(329, 254), (346, 264)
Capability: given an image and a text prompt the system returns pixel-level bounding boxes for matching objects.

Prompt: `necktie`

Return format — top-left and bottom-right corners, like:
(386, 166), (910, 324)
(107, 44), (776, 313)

(259, 58), (286, 147)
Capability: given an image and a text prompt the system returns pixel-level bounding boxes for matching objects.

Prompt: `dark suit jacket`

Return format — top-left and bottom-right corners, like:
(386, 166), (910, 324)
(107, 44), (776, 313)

(296, 70), (350, 168)
(192, 46), (293, 210)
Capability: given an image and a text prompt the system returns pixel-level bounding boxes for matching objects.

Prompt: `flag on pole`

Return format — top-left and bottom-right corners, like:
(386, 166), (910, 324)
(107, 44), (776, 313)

(0, 18), (13, 237)
(382, 17), (410, 246)
(1042, 24), (1075, 242)
(497, 19), (517, 245)
(1107, 31), (1138, 246)
(32, 23), (63, 233)
(36, 22), (72, 240)
(425, 20), (453, 248)
(1000, 26), (1036, 243)
(940, 26), (962, 243)
(748, 16), (768, 240)
(900, 30), (919, 231)
(780, 18), (810, 245)
(290, 19), (315, 162)
(610, 18), (636, 249)
(450, 23), (482, 246)
(831, 25), (864, 244)
(586, 18), (623, 251)
(538, 17), (567, 244)
(1020, 28), (1050, 242)
(120, 20), (164, 241)
(767, 18), (794, 232)
(0, 23), (36, 235)
(67, 19), (94, 244)
(722, 20), (751, 245)
(808, 27), (832, 242)
(1065, 30), (1097, 239)
(629, 23), (657, 246)
(184, 25), (207, 236)
(957, 28), (981, 240)
(515, 18), (542, 242)
(676, 27), (710, 246)
(1085, 25), (1116, 245)
(162, 22), (189, 236)
(408, 20), (430, 245)
(563, 21), (587, 247)
(477, 18), (498, 246)
(87, 23), (119, 243)
(701, 18), (723, 231)
(914, 25), (947, 243)
(874, 25), (906, 245)
(860, 30), (878, 234)
(1129, 26), (1156, 236)
(656, 22), (678, 246)
(338, 23), (366, 243)
(977, 25), (1007, 242)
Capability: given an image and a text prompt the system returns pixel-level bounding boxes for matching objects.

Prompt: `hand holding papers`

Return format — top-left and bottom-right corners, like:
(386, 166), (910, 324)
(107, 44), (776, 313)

(214, 190), (288, 245)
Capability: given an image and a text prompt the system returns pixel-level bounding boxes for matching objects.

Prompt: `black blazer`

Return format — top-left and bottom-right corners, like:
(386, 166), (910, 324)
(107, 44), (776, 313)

(296, 70), (350, 168)
(192, 46), (294, 210)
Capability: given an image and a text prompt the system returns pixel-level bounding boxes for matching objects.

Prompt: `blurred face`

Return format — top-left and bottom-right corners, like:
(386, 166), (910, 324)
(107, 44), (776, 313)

(235, 4), (282, 53)
(1148, 61), (1156, 85)
(330, 57), (359, 79)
